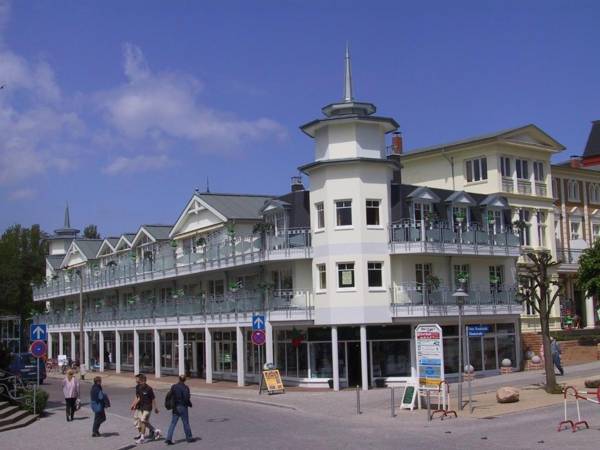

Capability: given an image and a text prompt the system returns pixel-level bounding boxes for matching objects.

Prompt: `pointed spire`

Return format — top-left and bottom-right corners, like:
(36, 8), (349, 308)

(64, 202), (71, 228)
(343, 43), (353, 103)
(206, 177), (210, 193)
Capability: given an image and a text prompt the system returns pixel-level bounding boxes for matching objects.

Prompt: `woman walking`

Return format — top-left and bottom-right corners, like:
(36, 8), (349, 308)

(90, 376), (109, 437)
(61, 369), (80, 422)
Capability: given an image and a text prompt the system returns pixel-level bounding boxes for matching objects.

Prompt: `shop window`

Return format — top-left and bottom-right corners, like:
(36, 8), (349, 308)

(337, 263), (355, 289)
(335, 200), (352, 227)
(367, 262), (383, 288)
(371, 341), (411, 377)
(366, 200), (380, 226)
(465, 157), (487, 182)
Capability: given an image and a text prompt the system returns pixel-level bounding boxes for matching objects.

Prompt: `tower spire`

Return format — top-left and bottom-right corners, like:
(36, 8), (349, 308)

(64, 202), (71, 228)
(343, 43), (353, 103)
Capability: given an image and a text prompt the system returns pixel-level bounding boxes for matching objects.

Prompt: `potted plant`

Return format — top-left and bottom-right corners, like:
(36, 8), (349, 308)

(229, 280), (242, 293)
(489, 275), (500, 285)
(425, 274), (441, 290)
(456, 271), (469, 285)
(512, 219), (527, 231)
(252, 222), (274, 234)
(172, 289), (185, 299)
(487, 212), (496, 225)
(455, 211), (466, 223)
(170, 240), (178, 248)
(196, 237), (207, 247)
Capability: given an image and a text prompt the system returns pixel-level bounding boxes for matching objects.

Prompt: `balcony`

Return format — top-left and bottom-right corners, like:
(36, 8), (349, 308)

(390, 283), (521, 317)
(517, 180), (532, 195)
(502, 177), (514, 193)
(556, 247), (586, 270)
(535, 182), (547, 197)
(390, 220), (521, 256)
(33, 229), (312, 301)
(35, 289), (314, 328)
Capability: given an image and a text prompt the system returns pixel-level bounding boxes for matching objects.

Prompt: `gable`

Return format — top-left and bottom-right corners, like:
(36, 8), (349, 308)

(97, 240), (116, 257)
(407, 186), (441, 203)
(502, 126), (564, 151)
(62, 242), (87, 268)
(131, 227), (156, 247)
(170, 196), (226, 237)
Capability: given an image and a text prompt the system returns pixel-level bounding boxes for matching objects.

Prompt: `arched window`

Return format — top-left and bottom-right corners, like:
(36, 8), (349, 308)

(567, 180), (580, 202)
(589, 183), (600, 204)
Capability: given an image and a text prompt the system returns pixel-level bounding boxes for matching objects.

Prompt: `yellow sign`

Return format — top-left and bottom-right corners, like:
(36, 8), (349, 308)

(262, 369), (284, 394)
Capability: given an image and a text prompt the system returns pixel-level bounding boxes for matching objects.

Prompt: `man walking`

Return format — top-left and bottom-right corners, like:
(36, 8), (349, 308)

(90, 376), (108, 437)
(131, 374), (160, 443)
(551, 337), (564, 376)
(165, 375), (196, 445)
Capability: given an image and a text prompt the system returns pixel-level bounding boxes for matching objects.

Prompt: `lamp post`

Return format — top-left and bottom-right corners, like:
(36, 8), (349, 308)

(452, 283), (468, 410)
(76, 268), (86, 380)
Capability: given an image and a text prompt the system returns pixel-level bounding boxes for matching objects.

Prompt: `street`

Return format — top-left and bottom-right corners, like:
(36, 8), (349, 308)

(1, 375), (599, 450)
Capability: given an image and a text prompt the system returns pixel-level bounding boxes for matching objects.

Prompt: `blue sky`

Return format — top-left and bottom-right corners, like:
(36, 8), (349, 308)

(1, 0), (599, 236)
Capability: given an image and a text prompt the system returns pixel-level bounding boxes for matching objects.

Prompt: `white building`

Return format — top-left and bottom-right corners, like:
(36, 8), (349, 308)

(34, 50), (523, 389)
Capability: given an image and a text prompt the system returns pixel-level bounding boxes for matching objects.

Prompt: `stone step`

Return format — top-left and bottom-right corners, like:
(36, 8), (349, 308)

(0, 413), (37, 433)
(0, 401), (10, 411)
(0, 405), (20, 419)
(0, 408), (31, 428)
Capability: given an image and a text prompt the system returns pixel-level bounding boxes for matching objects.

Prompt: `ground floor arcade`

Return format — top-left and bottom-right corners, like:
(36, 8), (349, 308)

(46, 317), (520, 391)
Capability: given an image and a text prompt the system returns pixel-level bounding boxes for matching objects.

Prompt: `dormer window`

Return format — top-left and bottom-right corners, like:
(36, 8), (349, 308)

(465, 157), (487, 183)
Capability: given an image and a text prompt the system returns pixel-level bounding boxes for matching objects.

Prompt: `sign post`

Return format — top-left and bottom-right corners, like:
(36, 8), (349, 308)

(415, 324), (444, 409)
(30, 339), (47, 417)
(465, 325), (491, 413)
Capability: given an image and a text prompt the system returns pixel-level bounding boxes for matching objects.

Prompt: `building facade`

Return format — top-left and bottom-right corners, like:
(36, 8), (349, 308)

(34, 52), (526, 389)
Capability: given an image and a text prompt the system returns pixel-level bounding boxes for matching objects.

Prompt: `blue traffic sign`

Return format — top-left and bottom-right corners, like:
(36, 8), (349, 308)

(30, 340), (47, 358)
(467, 325), (491, 337)
(252, 314), (265, 331)
(30, 323), (47, 341)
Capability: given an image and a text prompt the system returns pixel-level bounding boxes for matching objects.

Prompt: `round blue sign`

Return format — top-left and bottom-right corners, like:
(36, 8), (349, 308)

(251, 330), (266, 346)
(30, 339), (47, 358)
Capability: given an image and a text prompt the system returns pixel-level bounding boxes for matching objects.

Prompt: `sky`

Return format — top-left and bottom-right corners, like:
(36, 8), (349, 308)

(1, 0), (599, 236)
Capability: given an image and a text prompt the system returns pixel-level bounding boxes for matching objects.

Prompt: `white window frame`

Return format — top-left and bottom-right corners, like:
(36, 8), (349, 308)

(536, 211), (547, 247)
(367, 262), (384, 290)
(335, 200), (353, 228)
(592, 222), (600, 241)
(337, 262), (356, 290)
(515, 159), (529, 180)
(465, 157), (488, 183)
(316, 263), (327, 292)
(589, 183), (600, 205)
(500, 156), (511, 178)
(552, 178), (560, 200)
(533, 161), (545, 182)
(366, 199), (381, 227)
(567, 180), (580, 202)
(570, 220), (581, 240)
(315, 202), (325, 231)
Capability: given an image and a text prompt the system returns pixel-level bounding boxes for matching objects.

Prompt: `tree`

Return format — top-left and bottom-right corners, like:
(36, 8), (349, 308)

(518, 250), (563, 393)
(577, 239), (600, 301)
(83, 224), (100, 239)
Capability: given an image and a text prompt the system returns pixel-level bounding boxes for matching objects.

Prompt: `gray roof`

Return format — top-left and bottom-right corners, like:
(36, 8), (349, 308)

(404, 124), (564, 157)
(584, 120), (600, 158)
(142, 225), (172, 240)
(73, 239), (103, 260)
(197, 193), (274, 220)
(106, 237), (120, 247)
(46, 255), (65, 270)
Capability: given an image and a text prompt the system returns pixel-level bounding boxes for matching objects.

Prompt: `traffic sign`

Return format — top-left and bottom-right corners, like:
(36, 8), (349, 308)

(252, 314), (265, 331)
(251, 330), (266, 346)
(30, 340), (47, 359)
(30, 323), (47, 341)
(467, 325), (491, 337)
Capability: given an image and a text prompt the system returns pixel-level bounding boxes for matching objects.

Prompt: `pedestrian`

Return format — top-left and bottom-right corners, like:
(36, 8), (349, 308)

(90, 376), (109, 437)
(131, 373), (161, 444)
(165, 375), (196, 445)
(62, 369), (80, 422)
(551, 337), (564, 376)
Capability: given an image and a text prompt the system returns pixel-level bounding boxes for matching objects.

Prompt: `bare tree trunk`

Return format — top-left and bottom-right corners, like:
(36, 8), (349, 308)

(539, 287), (557, 392)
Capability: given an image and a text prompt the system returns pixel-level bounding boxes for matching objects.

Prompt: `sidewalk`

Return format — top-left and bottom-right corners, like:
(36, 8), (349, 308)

(48, 360), (600, 420)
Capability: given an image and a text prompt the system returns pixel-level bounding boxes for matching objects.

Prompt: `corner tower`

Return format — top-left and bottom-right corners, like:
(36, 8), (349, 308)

(299, 46), (400, 325)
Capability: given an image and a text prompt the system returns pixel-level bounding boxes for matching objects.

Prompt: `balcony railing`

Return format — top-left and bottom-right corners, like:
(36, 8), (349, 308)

(517, 180), (532, 195)
(535, 182), (547, 197)
(390, 220), (521, 255)
(33, 229), (311, 301)
(35, 289), (314, 326)
(556, 247), (586, 265)
(502, 177), (514, 193)
(391, 282), (521, 315)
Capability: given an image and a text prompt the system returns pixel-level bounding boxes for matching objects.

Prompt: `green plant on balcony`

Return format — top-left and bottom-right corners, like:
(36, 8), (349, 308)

(487, 212), (496, 224)
(196, 237), (207, 247)
(252, 222), (274, 234)
(513, 219), (527, 231)
(172, 289), (185, 299)
(170, 240), (178, 248)
(454, 211), (466, 222)
(424, 211), (438, 224)
(129, 251), (137, 259)
(425, 274), (441, 290)
(489, 275), (500, 285)
(226, 222), (236, 237)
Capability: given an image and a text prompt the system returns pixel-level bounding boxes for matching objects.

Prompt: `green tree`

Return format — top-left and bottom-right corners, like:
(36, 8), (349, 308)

(0, 224), (47, 350)
(519, 250), (563, 393)
(83, 224), (100, 239)
(577, 239), (600, 301)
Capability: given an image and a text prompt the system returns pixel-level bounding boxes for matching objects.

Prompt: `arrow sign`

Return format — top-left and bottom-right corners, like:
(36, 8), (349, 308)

(30, 323), (47, 341)
(252, 314), (265, 331)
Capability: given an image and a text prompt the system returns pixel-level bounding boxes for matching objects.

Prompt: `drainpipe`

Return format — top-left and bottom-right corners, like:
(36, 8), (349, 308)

(441, 149), (455, 191)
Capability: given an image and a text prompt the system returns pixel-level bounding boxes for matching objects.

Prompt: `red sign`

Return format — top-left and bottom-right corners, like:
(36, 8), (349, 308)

(30, 340), (47, 359)
(251, 330), (266, 346)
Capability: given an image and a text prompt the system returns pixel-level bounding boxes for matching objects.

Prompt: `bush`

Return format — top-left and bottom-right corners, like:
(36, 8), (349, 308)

(22, 388), (49, 414)
(577, 336), (600, 346)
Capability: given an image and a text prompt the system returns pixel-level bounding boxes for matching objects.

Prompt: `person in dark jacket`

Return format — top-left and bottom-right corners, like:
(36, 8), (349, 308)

(165, 375), (196, 445)
(90, 376), (107, 437)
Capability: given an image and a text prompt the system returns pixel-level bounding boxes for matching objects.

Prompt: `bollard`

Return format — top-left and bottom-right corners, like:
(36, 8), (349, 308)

(356, 385), (361, 415)
(390, 387), (396, 417)
(427, 390), (431, 422)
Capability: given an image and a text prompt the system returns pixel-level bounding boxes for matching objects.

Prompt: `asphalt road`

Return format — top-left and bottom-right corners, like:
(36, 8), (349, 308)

(2, 378), (600, 450)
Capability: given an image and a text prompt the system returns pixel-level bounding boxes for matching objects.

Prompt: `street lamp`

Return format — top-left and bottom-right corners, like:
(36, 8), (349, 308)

(76, 268), (86, 380)
(452, 283), (469, 410)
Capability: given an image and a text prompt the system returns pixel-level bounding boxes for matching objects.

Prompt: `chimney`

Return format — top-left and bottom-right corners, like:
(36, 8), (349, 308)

(570, 155), (582, 169)
(291, 176), (304, 192)
(392, 132), (403, 154)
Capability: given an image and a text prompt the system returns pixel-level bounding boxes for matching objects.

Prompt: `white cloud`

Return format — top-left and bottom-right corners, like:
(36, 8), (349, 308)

(98, 43), (286, 149)
(7, 187), (36, 200)
(102, 154), (174, 175)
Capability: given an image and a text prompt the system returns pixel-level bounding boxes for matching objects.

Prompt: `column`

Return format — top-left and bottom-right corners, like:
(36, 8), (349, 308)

(585, 296), (596, 329)
(115, 330), (121, 374)
(205, 327), (213, 384)
(48, 333), (53, 360)
(236, 326), (245, 387)
(360, 325), (368, 391)
(59, 332), (64, 356)
(154, 329), (161, 378)
(84, 331), (90, 372)
(331, 326), (339, 391)
(70, 331), (76, 360)
(133, 329), (140, 375)
(178, 328), (185, 376)
(99, 331), (105, 372)
(265, 320), (273, 365)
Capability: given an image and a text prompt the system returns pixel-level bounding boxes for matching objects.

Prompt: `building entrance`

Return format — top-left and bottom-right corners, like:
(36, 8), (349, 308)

(346, 341), (362, 387)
